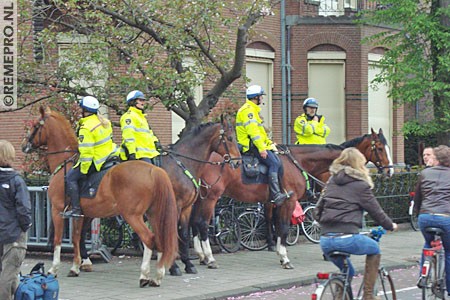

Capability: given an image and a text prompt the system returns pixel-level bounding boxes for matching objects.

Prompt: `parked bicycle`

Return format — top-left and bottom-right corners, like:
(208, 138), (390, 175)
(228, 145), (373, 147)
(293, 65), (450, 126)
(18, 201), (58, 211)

(238, 202), (268, 251)
(311, 227), (396, 300)
(100, 215), (144, 255)
(208, 198), (241, 253)
(418, 227), (446, 300)
(409, 191), (419, 231)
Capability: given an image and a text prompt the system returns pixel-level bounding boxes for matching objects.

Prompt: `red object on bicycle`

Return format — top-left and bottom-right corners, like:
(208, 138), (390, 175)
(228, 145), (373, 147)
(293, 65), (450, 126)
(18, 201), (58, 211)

(316, 272), (330, 280)
(409, 191), (415, 197)
(291, 201), (305, 225)
(431, 240), (442, 250)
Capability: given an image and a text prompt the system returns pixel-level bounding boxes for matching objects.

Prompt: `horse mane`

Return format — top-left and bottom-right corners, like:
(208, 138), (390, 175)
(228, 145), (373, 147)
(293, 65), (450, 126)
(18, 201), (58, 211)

(340, 134), (370, 148)
(377, 131), (388, 145)
(172, 122), (216, 146)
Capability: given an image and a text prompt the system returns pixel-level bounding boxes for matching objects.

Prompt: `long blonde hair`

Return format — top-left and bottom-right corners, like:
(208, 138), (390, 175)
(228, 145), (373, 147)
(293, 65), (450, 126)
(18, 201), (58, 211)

(0, 140), (16, 167)
(331, 147), (373, 186)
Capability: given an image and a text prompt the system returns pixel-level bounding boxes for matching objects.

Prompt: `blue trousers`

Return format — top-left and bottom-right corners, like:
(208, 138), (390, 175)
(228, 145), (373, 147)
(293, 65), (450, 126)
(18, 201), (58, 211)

(255, 150), (282, 174)
(418, 213), (450, 294)
(320, 234), (380, 277)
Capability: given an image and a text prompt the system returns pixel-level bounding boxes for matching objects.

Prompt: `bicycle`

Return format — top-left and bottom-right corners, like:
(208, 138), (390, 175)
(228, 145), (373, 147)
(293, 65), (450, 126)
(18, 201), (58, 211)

(238, 202), (269, 251)
(100, 215), (144, 255)
(209, 198), (241, 253)
(408, 191), (419, 231)
(418, 227), (446, 300)
(311, 227), (396, 300)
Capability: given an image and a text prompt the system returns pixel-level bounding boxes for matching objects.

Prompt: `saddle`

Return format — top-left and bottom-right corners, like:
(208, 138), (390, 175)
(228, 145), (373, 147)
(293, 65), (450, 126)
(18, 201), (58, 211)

(79, 157), (120, 198)
(241, 154), (268, 184)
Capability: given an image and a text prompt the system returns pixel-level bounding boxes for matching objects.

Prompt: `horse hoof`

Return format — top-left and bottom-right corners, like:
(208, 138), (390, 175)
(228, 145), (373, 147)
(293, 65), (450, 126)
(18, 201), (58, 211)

(149, 279), (160, 287)
(67, 270), (79, 277)
(185, 265), (198, 274)
(169, 267), (182, 276)
(282, 262), (294, 269)
(199, 258), (208, 265)
(80, 265), (93, 272)
(207, 261), (218, 269)
(140, 279), (150, 288)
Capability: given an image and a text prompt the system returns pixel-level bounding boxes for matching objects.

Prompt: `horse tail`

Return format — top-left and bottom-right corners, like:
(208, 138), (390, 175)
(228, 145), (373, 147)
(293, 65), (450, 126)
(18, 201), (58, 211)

(149, 167), (179, 269)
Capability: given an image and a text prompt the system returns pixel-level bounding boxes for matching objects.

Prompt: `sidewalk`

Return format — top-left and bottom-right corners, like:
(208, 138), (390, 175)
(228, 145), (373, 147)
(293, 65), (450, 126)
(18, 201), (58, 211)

(21, 226), (422, 300)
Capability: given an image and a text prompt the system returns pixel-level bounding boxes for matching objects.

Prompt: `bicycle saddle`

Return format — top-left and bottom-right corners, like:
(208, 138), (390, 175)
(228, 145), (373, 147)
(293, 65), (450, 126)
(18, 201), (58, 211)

(425, 227), (444, 235)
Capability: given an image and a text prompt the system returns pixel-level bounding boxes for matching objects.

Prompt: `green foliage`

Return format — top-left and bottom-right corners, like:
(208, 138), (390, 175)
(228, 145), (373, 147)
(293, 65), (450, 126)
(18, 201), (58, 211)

(359, 0), (450, 143)
(18, 0), (276, 129)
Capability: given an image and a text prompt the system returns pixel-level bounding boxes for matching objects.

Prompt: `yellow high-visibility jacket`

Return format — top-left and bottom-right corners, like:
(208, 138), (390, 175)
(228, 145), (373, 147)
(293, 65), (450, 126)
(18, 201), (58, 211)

(74, 114), (118, 174)
(294, 113), (330, 144)
(236, 100), (274, 153)
(120, 106), (160, 160)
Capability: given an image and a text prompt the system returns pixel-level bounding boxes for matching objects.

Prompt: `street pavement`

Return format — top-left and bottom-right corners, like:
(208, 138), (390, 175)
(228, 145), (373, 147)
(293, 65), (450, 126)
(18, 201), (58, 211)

(21, 225), (422, 300)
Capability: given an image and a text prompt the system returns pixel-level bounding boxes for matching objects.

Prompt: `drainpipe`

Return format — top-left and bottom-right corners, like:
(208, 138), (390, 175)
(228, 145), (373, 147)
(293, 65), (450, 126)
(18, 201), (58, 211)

(287, 25), (292, 143)
(281, 0), (287, 144)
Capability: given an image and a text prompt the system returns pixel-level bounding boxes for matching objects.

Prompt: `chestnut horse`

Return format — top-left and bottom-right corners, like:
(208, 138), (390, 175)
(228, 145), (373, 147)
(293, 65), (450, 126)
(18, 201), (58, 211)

(190, 153), (306, 269)
(22, 107), (178, 287)
(43, 111), (241, 276)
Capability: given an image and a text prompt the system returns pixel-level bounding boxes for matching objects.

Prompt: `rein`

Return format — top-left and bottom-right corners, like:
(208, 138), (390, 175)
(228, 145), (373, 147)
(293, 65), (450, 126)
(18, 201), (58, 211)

(276, 145), (325, 188)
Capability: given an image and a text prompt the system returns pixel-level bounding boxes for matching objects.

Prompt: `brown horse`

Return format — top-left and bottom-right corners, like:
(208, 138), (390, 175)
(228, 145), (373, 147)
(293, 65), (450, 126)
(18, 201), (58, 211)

(190, 152), (306, 269)
(58, 113), (241, 276)
(22, 107), (178, 287)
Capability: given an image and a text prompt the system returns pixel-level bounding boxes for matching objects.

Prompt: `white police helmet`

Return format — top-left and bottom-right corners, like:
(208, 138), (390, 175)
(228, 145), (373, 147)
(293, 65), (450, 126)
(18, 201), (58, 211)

(79, 96), (100, 113)
(126, 90), (146, 104)
(246, 85), (265, 99)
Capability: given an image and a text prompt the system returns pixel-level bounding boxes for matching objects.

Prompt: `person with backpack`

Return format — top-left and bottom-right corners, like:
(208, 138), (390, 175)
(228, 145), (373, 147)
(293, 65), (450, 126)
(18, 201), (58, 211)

(0, 140), (32, 300)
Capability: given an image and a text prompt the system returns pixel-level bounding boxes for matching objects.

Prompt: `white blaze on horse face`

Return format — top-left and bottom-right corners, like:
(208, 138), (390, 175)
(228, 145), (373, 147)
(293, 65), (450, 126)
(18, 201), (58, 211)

(385, 145), (394, 177)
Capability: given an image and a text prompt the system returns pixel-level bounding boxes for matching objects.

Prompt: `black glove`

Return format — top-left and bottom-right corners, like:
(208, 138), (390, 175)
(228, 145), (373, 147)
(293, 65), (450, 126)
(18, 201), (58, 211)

(155, 142), (162, 152)
(129, 153), (136, 160)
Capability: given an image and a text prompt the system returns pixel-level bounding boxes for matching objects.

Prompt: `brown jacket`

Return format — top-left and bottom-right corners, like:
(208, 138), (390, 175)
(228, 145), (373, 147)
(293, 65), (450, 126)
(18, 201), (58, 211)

(414, 166), (450, 215)
(314, 164), (394, 235)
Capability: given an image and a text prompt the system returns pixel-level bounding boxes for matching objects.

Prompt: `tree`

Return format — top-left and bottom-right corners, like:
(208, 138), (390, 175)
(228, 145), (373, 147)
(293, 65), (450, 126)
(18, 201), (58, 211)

(360, 0), (450, 145)
(16, 0), (276, 135)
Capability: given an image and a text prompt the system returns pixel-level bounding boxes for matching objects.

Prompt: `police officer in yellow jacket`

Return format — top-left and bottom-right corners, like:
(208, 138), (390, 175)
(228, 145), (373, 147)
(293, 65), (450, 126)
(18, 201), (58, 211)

(294, 98), (330, 144)
(62, 96), (119, 218)
(236, 85), (292, 206)
(120, 90), (160, 164)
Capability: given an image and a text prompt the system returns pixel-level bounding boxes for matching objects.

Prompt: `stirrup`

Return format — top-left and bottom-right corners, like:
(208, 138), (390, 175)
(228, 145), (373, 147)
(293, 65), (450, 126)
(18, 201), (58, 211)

(60, 210), (84, 219)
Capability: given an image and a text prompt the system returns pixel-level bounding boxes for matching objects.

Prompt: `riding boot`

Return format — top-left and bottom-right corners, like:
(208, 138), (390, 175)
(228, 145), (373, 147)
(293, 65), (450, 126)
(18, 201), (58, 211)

(268, 173), (293, 206)
(363, 254), (381, 300)
(61, 182), (84, 218)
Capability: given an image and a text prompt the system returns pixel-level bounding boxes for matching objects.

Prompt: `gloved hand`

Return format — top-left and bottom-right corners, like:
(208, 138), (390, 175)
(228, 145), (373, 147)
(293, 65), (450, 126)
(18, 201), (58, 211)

(129, 153), (136, 160)
(155, 142), (162, 152)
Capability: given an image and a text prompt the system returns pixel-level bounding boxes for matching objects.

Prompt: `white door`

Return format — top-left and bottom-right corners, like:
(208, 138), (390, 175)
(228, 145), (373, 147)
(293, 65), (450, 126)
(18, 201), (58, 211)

(246, 61), (273, 137)
(308, 61), (346, 144)
(368, 56), (392, 147)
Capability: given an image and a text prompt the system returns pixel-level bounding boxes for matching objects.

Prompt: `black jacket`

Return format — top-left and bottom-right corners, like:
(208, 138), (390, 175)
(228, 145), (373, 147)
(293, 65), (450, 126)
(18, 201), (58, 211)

(0, 167), (32, 244)
(414, 166), (450, 215)
(314, 164), (394, 235)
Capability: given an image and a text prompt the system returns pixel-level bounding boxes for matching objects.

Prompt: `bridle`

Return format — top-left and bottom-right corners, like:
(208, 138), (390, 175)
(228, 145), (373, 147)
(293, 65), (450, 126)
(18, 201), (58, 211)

(24, 115), (77, 155)
(369, 138), (387, 174)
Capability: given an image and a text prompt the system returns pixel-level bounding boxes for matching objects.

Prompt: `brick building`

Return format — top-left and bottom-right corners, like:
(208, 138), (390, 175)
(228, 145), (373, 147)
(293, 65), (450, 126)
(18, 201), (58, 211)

(1, 0), (404, 171)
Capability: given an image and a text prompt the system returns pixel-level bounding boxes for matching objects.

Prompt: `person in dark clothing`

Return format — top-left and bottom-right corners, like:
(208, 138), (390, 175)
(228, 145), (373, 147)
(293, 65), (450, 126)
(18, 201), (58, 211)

(414, 145), (450, 295)
(314, 147), (397, 300)
(0, 140), (32, 300)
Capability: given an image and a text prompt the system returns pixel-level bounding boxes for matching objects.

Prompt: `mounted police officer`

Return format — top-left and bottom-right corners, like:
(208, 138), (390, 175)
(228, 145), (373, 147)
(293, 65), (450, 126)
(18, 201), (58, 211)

(62, 96), (119, 218)
(236, 85), (292, 206)
(120, 90), (160, 164)
(294, 97), (330, 144)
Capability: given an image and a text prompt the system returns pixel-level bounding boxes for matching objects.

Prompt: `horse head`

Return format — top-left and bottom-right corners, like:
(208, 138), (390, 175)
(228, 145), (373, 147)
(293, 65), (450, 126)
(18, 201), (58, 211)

(22, 106), (52, 153)
(215, 114), (241, 169)
(367, 128), (394, 176)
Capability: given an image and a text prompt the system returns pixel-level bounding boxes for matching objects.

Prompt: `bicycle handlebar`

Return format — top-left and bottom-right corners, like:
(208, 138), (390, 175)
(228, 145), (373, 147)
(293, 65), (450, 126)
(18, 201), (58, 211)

(360, 226), (386, 242)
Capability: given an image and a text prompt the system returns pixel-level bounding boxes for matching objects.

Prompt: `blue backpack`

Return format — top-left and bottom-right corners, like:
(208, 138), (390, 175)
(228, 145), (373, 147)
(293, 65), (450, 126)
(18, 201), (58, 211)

(15, 262), (59, 300)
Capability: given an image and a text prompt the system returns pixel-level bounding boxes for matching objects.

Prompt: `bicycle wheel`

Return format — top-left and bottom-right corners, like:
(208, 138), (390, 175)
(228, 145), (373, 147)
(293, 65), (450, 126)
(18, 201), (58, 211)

(301, 205), (321, 244)
(317, 277), (351, 300)
(286, 224), (300, 246)
(411, 214), (419, 231)
(216, 208), (241, 253)
(376, 267), (397, 300)
(238, 211), (268, 251)
(422, 257), (438, 300)
(100, 217), (123, 255)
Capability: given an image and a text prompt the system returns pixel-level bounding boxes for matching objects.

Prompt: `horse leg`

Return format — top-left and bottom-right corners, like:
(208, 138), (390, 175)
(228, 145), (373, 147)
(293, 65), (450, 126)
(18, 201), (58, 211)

(194, 218), (218, 269)
(80, 217), (93, 272)
(276, 221), (294, 270)
(264, 204), (276, 252)
(152, 252), (166, 287)
(48, 211), (64, 276)
(179, 208), (197, 274)
(68, 217), (84, 277)
(125, 216), (164, 287)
